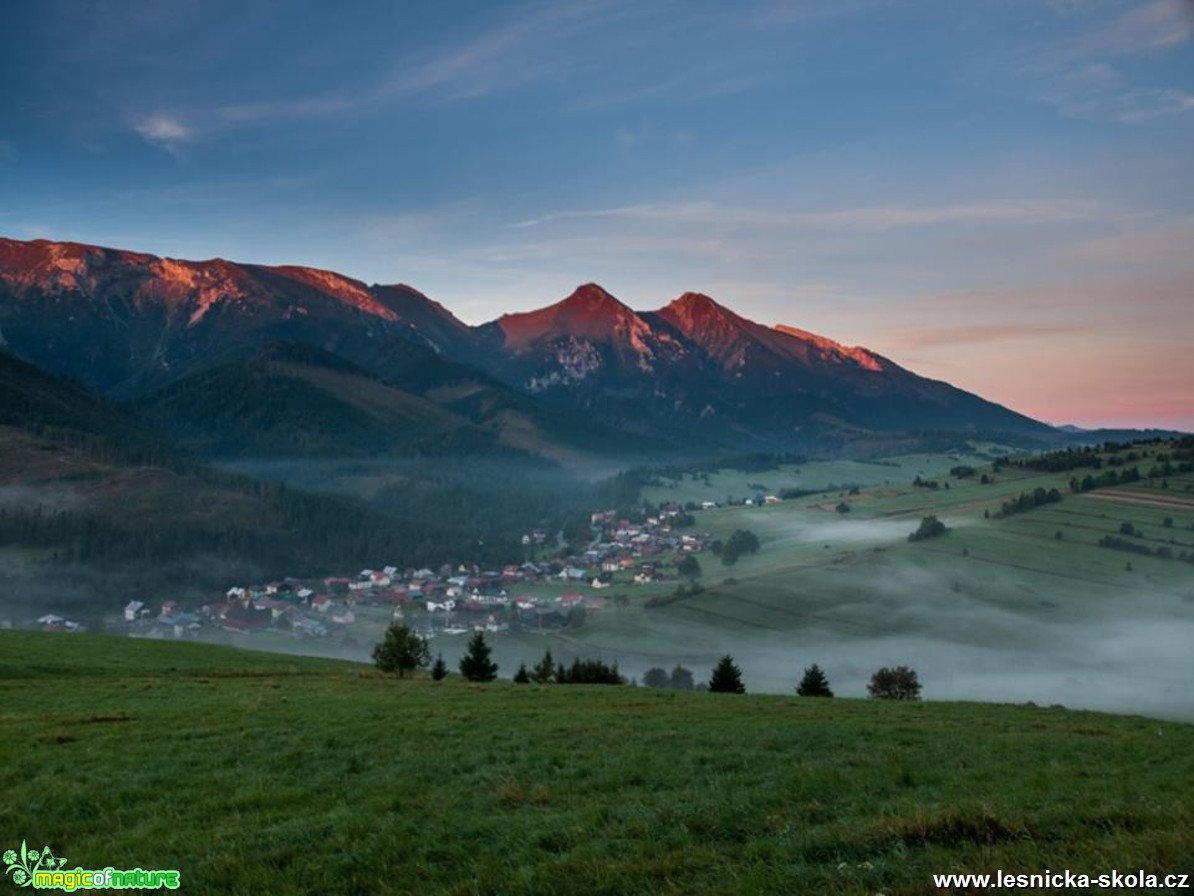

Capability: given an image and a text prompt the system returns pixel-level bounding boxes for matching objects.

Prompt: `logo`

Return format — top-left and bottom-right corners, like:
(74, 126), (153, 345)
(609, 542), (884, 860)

(4, 842), (180, 891)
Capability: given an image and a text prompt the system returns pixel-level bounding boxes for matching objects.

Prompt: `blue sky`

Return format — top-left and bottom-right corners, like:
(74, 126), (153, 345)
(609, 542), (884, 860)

(2, 0), (1192, 428)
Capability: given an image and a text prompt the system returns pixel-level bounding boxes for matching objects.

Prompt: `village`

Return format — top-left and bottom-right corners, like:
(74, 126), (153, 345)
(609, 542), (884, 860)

(108, 502), (729, 647)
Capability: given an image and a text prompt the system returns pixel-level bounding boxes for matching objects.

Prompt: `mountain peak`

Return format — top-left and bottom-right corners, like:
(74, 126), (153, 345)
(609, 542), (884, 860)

(496, 283), (643, 350)
(661, 291), (749, 329)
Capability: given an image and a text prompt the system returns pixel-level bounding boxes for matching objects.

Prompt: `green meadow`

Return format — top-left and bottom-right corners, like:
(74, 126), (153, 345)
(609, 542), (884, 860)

(3, 632), (1193, 896)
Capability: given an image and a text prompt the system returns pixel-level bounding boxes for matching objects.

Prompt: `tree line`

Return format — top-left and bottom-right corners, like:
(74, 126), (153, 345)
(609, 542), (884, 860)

(373, 625), (923, 699)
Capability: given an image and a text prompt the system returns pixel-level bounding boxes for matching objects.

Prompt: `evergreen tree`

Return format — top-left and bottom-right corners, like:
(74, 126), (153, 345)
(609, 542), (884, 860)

(372, 624), (430, 678)
(531, 648), (556, 684)
(430, 653), (448, 681)
(513, 662), (530, 684)
(458, 631), (498, 682)
(796, 663), (833, 697)
(708, 655), (746, 693)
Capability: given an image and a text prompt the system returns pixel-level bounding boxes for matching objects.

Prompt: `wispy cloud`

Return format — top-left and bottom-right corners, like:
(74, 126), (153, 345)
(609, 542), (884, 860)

(515, 198), (1101, 230)
(890, 322), (1091, 350)
(186, 2), (643, 135)
(1017, 0), (1194, 124)
(0, 138), (16, 163)
(132, 115), (192, 152)
(1067, 0), (1193, 57)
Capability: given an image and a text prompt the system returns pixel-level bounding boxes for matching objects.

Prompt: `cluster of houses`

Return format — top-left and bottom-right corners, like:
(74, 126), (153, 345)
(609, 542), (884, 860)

(111, 505), (719, 644)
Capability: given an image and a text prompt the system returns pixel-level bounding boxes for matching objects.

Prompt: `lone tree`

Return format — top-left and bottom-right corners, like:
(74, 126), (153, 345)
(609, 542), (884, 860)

(867, 665), (922, 700)
(459, 631), (499, 682)
(676, 554), (702, 581)
(708, 655), (746, 693)
(372, 623), (430, 677)
(908, 516), (947, 542)
(513, 662), (530, 684)
(796, 663), (834, 697)
(430, 653), (448, 681)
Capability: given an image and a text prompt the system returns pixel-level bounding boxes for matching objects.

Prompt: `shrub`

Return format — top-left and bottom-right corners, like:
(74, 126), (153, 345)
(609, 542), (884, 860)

(868, 666), (921, 700)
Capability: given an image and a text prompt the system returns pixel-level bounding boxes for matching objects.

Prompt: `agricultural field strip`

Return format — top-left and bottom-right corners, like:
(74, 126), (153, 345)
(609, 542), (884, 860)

(667, 585), (900, 636)
(998, 514), (1194, 548)
(912, 545), (1128, 586)
(1085, 491), (1194, 510)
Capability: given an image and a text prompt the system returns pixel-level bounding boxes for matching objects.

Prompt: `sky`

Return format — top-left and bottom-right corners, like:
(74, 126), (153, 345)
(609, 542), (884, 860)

(2, 0), (1192, 429)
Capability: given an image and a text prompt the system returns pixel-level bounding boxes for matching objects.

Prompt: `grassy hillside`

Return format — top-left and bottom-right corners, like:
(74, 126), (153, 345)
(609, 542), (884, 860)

(2, 632), (1191, 895)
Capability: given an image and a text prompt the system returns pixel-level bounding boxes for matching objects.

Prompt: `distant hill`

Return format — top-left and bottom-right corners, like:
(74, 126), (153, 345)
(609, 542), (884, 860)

(133, 342), (496, 459)
(0, 349), (171, 466)
(0, 349), (595, 613)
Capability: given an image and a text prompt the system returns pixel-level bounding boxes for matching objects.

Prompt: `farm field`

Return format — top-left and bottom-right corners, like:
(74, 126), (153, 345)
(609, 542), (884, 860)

(542, 445), (1194, 718)
(3, 632), (1193, 896)
(638, 446), (1013, 507)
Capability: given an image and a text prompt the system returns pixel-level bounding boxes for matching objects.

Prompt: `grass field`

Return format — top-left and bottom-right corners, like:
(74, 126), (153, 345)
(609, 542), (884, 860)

(3, 632), (1193, 895)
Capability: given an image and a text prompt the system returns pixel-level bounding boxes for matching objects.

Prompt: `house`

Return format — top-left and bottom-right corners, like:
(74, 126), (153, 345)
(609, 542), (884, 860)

(222, 604), (271, 633)
(310, 594), (333, 613)
(124, 600), (145, 622)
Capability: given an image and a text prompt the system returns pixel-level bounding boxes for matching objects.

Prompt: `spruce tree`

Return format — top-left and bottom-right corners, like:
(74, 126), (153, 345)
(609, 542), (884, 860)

(513, 662), (530, 684)
(531, 648), (556, 684)
(796, 663), (833, 697)
(430, 653), (448, 681)
(459, 631), (499, 682)
(708, 655), (746, 693)
(372, 624), (430, 678)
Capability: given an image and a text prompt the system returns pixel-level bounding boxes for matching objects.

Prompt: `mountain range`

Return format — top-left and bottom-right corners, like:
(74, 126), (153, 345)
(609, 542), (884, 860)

(0, 236), (1057, 464)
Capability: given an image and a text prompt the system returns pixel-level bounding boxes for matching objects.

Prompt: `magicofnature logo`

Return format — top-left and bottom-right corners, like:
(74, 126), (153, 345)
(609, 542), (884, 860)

(4, 841), (180, 891)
